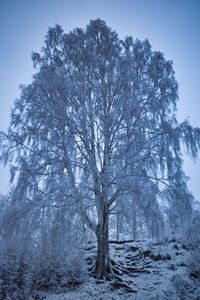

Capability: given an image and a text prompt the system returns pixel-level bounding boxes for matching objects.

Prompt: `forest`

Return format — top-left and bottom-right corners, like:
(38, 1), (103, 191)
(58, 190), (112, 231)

(0, 19), (200, 299)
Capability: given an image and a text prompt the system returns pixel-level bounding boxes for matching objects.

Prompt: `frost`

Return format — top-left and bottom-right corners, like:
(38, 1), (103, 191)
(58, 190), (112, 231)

(0, 19), (200, 298)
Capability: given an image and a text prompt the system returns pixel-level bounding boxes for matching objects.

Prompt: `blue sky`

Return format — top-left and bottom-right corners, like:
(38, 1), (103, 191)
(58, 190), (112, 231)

(0, 0), (200, 199)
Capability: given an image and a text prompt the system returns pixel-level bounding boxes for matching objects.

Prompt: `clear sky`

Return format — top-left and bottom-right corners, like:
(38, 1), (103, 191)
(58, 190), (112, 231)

(0, 0), (200, 200)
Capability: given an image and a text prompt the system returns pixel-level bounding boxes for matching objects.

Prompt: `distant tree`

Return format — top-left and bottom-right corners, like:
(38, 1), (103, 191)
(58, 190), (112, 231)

(1, 19), (200, 279)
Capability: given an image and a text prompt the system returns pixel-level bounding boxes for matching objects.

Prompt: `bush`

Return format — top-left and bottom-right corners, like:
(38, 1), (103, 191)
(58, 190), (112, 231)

(171, 274), (195, 300)
(184, 212), (200, 279)
(0, 251), (33, 299)
(0, 195), (85, 298)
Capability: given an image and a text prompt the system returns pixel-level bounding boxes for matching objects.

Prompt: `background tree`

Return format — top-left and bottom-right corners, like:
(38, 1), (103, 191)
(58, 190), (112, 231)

(1, 19), (200, 279)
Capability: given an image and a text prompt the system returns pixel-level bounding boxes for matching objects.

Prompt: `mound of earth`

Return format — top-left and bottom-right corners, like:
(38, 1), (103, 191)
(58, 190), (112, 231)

(35, 239), (200, 299)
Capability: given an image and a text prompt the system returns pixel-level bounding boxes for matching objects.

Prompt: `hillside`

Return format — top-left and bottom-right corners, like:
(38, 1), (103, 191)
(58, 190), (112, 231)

(38, 239), (200, 300)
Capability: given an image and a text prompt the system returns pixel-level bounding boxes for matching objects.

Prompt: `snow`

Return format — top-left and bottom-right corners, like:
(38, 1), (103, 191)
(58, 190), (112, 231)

(42, 239), (200, 300)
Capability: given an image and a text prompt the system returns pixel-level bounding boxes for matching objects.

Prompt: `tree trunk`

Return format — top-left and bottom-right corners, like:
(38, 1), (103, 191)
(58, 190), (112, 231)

(95, 206), (111, 279)
(132, 198), (137, 240)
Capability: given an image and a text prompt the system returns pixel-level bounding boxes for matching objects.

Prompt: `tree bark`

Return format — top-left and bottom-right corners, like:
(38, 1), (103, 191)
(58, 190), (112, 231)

(132, 198), (137, 240)
(95, 205), (111, 279)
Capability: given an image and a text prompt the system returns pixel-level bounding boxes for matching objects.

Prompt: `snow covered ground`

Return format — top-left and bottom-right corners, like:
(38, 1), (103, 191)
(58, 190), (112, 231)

(39, 239), (200, 299)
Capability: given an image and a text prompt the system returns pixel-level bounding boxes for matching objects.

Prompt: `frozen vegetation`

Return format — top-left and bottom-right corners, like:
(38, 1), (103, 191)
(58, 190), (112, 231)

(45, 234), (200, 300)
(0, 19), (200, 299)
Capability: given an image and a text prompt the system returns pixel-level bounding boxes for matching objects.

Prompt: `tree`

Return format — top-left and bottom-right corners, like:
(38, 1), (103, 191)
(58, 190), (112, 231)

(1, 19), (200, 279)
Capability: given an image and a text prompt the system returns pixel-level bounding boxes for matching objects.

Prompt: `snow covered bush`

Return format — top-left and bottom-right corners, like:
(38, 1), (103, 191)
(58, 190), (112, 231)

(0, 193), (85, 298)
(171, 274), (195, 300)
(0, 249), (33, 300)
(184, 212), (200, 281)
(185, 212), (200, 247)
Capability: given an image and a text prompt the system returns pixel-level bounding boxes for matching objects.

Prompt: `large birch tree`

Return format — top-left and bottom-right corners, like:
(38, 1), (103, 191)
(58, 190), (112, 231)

(1, 19), (200, 279)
